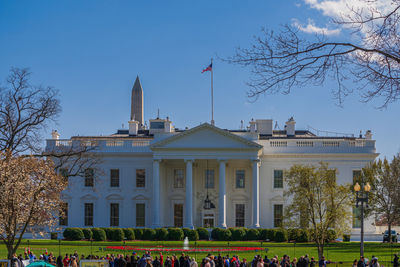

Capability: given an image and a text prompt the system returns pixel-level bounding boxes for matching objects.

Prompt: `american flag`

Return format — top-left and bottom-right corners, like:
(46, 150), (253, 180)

(201, 63), (212, 73)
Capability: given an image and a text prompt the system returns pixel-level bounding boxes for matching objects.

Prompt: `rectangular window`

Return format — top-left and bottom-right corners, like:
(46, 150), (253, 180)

(235, 170), (245, 189)
(136, 169), (146, 188)
(353, 170), (362, 184)
(59, 202), (68, 226)
(274, 204), (283, 227)
(173, 169), (184, 188)
(174, 204), (183, 227)
(235, 204), (245, 227)
(84, 168), (94, 187)
(110, 169), (120, 187)
(273, 170), (283, 189)
(84, 203), (93, 226)
(136, 203), (145, 227)
(205, 169), (215, 189)
(110, 203), (119, 226)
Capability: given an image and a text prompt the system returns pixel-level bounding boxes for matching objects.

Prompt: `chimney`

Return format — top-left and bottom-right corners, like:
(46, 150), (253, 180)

(51, 130), (60, 140)
(256, 119), (273, 135)
(285, 117), (296, 136)
(128, 120), (139, 136)
(164, 117), (173, 133)
(365, 130), (372, 140)
(249, 119), (256, 133)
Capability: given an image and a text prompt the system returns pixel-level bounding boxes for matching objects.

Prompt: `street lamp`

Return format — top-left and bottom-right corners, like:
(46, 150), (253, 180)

(354, 181), (371, 257)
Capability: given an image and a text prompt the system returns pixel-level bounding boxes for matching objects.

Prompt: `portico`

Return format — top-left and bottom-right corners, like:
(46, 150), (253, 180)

(150, 123), (262, 229)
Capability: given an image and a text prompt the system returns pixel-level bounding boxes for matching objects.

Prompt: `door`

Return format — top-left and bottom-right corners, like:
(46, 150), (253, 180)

(174, 204), (183, 227)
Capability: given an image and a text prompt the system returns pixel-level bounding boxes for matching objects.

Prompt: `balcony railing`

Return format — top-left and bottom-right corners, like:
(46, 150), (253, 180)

(265, 139), (375, 154)
(46, 139), (152, 153)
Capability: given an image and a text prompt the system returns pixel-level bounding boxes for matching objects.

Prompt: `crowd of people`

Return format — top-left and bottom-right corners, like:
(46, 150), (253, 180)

(9, 250), (400, 267)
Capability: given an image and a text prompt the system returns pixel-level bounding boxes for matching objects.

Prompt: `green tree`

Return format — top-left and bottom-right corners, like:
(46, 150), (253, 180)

(284, 162), (352, 260)
(363, 155), (400, 243)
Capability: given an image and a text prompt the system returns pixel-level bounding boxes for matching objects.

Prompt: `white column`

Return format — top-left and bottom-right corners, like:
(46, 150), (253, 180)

(184, 159), (194, 229)
(218, 160), (227, 228)
(252, 159), (260, 228)
(152, 159), (161, 228)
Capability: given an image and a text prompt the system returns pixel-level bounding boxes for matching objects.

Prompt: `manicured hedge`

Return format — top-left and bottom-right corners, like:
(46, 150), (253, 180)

(63, 228), (84, 240)
(196, 227), (209, 240)
(123, 228), (135, 240)
(274, 228), (288, 242)
(142, 228), (156, 240)
(82, 228), (93, 240)
(245, 228), (260, 240)
(63, 227), (332, 242)
(155, 228), (168, 240)
(92, 228), (106, 241)
(133, 228), (143, 240)
(168, 228), (184, 241)
(230, 228), (246, 241)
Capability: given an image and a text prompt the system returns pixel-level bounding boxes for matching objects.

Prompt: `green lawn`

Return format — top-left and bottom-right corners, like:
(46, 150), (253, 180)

(1, 240), (400, 264)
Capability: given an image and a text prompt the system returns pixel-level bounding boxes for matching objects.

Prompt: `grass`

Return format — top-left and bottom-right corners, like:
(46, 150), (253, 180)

(1, 240), (400, 263)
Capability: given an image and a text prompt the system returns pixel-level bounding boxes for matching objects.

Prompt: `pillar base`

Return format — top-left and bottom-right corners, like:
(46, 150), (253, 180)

(152, 224), (161, 228)
(252, 223), (260, 228)
(183, 224), (194, 229)
(218, 223), (227, 229)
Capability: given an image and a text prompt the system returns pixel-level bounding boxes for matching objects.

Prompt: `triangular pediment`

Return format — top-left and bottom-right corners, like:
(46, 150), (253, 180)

(151, 123), (262, 150)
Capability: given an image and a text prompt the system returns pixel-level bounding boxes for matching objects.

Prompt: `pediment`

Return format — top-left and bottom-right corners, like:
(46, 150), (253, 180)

(150, 123), (262, 150)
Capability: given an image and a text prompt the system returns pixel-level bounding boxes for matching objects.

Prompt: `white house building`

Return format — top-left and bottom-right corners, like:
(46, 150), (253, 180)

(46, 77), (378, 233)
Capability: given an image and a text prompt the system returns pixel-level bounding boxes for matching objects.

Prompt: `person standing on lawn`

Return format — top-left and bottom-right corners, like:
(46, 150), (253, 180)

(357, 256), (365, 267)
(393, 254), (399, 267)
(190, 258), (198, 267)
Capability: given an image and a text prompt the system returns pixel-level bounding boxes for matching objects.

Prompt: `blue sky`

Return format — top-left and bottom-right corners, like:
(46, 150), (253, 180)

(0, 0), (399, 159)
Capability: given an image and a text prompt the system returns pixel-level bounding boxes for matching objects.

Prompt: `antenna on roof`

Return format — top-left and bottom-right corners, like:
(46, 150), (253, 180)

(240, 120), (244, 130)
(122, 123), (125, 129)
(157, 108), (160, 119)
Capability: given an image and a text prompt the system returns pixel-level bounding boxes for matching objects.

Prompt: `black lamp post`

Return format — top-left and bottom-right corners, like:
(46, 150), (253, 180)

(354, 181), (371, 257)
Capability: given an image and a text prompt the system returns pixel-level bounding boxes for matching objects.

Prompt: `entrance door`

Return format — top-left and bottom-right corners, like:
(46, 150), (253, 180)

(203, 212), (215, 228)
(174, 204), (183, 227)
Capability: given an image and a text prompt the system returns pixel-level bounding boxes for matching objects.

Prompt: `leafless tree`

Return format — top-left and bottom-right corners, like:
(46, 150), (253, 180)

(0, 67), (99, 174)
(0, 67), (60, 154)
(226, 0), (400, 107)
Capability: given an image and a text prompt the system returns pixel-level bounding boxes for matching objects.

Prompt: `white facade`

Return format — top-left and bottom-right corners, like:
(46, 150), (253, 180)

(45, 80), (378, 233)
(46, 120), (378, 232)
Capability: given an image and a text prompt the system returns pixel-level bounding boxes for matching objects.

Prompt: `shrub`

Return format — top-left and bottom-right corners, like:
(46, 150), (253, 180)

(142, 228), (156, 240)
(211, 228), (221, 240)
(217, 228), (232, 241)
(326, 229), (337, 242)
(246, 228), (260, 241)
(230, 228), (246, 241)
(186, 229), (199, 241)
(274, 228), (288, 242)
(109, 228), (124, 241)
(168, 228), (184, 241)
(297, 229), (310, 242)
(101, 228), (113, 240)
(196, 228), (209, 240)
(123, 228), (135, 240)
(182, 228), (191, 239)
(343, 234), (351, 242)
(50, 232), (58, 240)
(155, 228), (168, 241)
(63, 228), (84, 240)
(133, 228), (143, 240)
(82, 228), (93, 240)
(92, 228), (106, 241)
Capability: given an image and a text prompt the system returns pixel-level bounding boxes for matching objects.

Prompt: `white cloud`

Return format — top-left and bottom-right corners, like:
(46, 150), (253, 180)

(292, 18), (341, 35)
(303, 0), (393, 21)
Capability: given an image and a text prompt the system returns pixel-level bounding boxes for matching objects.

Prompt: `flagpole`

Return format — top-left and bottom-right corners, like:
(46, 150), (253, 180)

(211, 58), (215, 126)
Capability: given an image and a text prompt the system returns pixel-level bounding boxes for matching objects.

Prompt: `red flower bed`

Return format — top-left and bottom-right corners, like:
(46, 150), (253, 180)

(106, 246), (263, 253)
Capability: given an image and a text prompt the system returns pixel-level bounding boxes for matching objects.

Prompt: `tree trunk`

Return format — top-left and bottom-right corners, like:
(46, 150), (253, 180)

(389, 223), (392, 243)
(317, 244), (324, 260)
(6, 243), (16, 260)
